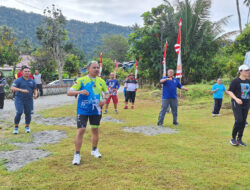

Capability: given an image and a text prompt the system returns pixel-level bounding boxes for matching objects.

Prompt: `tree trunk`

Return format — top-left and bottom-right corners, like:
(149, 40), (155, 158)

(57, 59), (63, 86)
(236, 0), (242, 33)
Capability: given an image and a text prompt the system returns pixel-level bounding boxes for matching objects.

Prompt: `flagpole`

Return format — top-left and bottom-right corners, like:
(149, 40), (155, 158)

(135, 60), (138, 80)
(162, 40), (168, 76)
(174, 18), (182, 98)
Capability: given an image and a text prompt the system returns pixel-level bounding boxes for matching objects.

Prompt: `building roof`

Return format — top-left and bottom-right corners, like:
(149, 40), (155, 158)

(16, 55), (35, 68)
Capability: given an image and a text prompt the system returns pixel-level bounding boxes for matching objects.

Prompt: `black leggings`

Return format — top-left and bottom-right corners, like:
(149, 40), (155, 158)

(0, 93), (4, 109)
(231, 100), (249, 139)
(212, 98), (222, 114)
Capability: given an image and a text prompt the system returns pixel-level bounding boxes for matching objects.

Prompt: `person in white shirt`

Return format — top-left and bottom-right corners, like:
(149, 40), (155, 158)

(124, 73), (138, 109)
(33, 70), (43, 96)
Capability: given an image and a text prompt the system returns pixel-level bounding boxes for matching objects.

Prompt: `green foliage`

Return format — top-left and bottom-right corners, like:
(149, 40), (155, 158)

(216, 25), (250, 78)
(96, 34), (129, 62)
(0, 25), (19, 67)
(36, 5), (68, 84)
(129, 0), (231, 83)
(0, 6), (131, 59)
(233, 24), (250, 55)
(116, 68), (129, 81)
(68, 46), (86, 68)
(63, 54), (80, 78)
(31, 48), (58, 83)
(94, 57), (114, 79)
(18, 39), (33, 54)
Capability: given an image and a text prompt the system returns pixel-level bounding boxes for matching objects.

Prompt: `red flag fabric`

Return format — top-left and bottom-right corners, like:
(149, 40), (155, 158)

(174, 18), (182, 55)
(162, 40), (168, 64)
(114, 59), (118, 71)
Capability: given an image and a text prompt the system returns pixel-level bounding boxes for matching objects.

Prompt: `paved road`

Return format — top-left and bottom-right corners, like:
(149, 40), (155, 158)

(0, 94), (76, 122)
(0, 86), (124, 122)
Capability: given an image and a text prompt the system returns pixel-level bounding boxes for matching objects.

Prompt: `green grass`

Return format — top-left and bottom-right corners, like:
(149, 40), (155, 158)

(0, 88), (249, 189)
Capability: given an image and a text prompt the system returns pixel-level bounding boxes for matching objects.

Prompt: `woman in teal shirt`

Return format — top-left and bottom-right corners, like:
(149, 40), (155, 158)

(211, 78), (226, 116)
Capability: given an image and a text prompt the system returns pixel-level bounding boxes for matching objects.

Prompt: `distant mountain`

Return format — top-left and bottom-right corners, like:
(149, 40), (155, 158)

(0, 6), (131, 58)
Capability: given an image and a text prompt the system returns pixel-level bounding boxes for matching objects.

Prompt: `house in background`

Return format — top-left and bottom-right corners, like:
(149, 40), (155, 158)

(0, 55), (35, 76)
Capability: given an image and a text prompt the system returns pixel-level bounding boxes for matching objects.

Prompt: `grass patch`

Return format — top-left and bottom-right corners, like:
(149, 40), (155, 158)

(0, 88), (249, 189)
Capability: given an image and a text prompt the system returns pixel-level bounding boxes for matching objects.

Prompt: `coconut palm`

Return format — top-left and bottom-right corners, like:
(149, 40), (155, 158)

(236, 0), (242, 33)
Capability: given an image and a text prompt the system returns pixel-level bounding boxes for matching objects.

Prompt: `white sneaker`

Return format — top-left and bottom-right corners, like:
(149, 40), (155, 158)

(212, 114), (216, 117)
(72, 154), (81, 165)
(91, 148), (102, 158)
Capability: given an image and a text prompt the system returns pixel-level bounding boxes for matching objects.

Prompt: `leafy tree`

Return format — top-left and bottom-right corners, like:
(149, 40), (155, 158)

(0, 25), (19, 78)
(19, 39), (33, 54)
(31, 48), (58, 83)
(129, 0), (232, 83)
(65, 43), (86, 68)
(64, 54), (80, 78)
(129, 4), (177, 82)
(0, 6), (131, 60)
(36, 4), (68, 85)
(97, 34), (129, 62)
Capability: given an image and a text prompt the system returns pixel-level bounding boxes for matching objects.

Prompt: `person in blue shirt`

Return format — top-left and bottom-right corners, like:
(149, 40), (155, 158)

(211, 78), (226, 117)
(104, 73), (120, 114)
(11, 67), (37, 134)
(157, 69), (188, 126)
(67, 61), (109, 165)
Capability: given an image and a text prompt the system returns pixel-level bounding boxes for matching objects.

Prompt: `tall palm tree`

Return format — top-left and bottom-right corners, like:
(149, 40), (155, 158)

(236, 0), (242, 33)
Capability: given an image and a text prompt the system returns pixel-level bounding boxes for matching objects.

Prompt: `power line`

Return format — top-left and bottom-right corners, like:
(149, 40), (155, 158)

(13, 0), (43, 11)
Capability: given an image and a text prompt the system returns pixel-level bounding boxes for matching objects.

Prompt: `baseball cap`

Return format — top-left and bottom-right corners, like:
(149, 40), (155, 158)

(238, 65), (249, 71)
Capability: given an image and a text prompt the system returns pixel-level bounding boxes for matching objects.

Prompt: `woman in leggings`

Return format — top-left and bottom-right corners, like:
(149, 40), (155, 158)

(227, 65), (250, 146)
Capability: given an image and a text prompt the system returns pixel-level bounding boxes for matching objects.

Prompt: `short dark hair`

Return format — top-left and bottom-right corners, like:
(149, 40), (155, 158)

(21, 65), (29, 70)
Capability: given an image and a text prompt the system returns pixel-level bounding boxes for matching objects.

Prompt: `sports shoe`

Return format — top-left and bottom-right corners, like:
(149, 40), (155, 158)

(25, 126), (31, 133)
(104, 110), (107, 114)
(13, 127), (19, 134)
(230, 138), (238, 146)
(91, 148), (102, 158)
(237, 139), (246, 146)
(124, 106), (128, 109)
(157, 122), (163, 127)
(131, 105), (134, 109)
(115, 109), (118, 114)
(212, 114), (216, 117)
(173, 122), (179, 126)
(72, 154), (81, 165)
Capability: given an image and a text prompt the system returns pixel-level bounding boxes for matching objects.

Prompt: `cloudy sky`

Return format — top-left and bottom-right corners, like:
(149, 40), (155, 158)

(0, 0), (248, 33)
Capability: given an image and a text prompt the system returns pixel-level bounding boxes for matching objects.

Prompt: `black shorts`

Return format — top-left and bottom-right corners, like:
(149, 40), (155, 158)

(77, 114), (102, 128)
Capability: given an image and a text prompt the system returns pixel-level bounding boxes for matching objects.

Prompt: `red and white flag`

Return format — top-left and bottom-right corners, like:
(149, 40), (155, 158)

(175, 18), (182, 78)
(135, 60), (138, 80)
(99, 52), (103, 77)
(162, 40), (168, 75)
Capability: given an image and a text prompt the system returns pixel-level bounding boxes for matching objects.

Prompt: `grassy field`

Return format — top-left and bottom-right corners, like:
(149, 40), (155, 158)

(0, 86), (249, 190)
